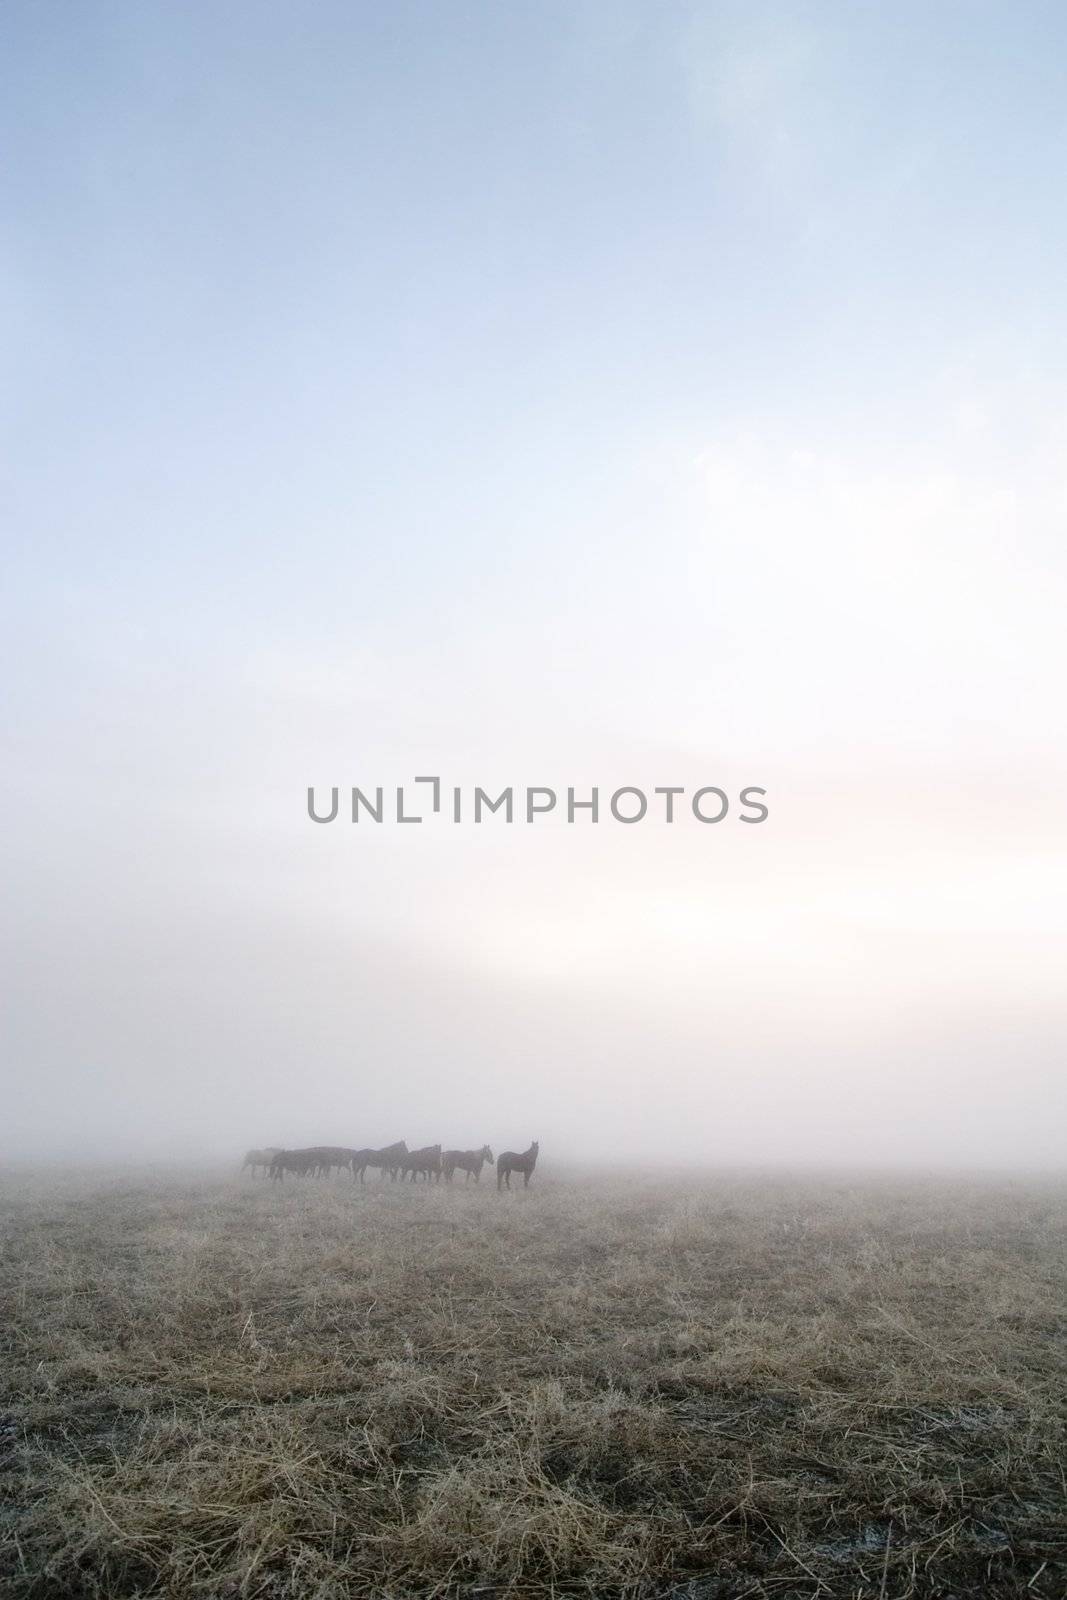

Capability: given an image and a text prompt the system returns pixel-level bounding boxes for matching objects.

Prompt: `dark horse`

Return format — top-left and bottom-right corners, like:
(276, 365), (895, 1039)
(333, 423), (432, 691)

(305, 1145), (356, 1177)
(497, 1141), (539, 1190)
(269, 1149), (317, 1180)
(442, 1145), (493, 1183)
(351, 1141), (408, 1182)
(401, 1144), (442, 1182)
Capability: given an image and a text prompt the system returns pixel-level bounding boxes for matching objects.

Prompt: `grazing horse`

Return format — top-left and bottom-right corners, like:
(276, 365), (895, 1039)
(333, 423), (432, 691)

(242, 1147), (279, 1177)
(497, 1141), (539, 1190)
(269, 1149), (318, 1181)
(442, 1145), (493, 1183)
(351, 1141), (408, 1182)
(401, 1144), (442, 1182)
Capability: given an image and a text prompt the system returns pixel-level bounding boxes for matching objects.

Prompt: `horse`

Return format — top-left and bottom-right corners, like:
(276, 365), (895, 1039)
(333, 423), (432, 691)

(242, 1147), (279, 1177)
(497, 1141), (539, 1190)
(401, 1144), (442, 1182)
(442, 1145), (493, 1183)
(349, 1148), (375, 1181)
(269, 1148), (317, 1181)
(304, 1146), (355, 1177)
(351, 1141), (408, 1182)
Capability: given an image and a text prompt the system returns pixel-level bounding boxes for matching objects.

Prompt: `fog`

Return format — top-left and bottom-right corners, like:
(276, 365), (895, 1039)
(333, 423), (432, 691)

(4, 4), (1066, 1172)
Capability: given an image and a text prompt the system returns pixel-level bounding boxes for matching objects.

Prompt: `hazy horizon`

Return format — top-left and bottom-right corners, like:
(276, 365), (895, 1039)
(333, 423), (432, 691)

(4, 2), (1066, 1171)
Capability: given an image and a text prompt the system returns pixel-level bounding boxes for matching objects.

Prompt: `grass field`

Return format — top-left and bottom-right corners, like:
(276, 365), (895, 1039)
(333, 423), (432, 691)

(0, 1166), (1063, 1598)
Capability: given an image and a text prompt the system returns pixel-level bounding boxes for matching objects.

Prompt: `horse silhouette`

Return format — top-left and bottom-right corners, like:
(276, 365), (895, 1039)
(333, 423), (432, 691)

(497, 1141), (539, 1190)
(242, 1147), (279, 1177)
(351, 1141), (408, 1182)
(269, 1149), (318, 1180)
(442, 1145), (493, 1183)
(304, 1146), (356, 1177)
(401, 1144), (442, 1182)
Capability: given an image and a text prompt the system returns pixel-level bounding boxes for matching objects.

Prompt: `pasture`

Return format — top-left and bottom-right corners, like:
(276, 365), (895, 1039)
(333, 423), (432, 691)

(0, 1167), (1063, 1598)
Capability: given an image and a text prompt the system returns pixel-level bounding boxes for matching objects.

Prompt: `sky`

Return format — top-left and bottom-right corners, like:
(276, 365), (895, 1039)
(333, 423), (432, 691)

(3, 1), (1066, 1167)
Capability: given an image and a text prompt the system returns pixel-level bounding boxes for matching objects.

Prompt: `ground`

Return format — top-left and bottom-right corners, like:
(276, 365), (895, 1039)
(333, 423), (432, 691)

(0, 1166), (1063, 1599)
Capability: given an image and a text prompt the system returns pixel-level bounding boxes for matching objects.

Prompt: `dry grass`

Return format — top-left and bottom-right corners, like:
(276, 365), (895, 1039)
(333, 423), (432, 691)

(0, 1166), (1064, 1598)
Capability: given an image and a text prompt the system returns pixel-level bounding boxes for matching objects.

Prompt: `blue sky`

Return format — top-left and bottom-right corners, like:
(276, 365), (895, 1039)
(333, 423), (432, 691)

(4, 3), (1066, 1163)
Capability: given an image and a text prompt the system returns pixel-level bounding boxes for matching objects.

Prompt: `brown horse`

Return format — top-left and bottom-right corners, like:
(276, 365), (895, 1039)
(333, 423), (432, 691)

(401, 1144), (442, 1182)
(442, 1145), (493, 1183)
(242, 1147), (279, 1177)
(351, 1141), (408, 1182)
(269, 1149), (318, 1181)
(497, 1141), (539, 1190)
(304, 1146), (356, 1177)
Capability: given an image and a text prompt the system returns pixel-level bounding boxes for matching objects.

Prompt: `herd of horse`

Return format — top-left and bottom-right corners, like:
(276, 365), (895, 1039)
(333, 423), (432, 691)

(242, 1140), (539, 1190)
